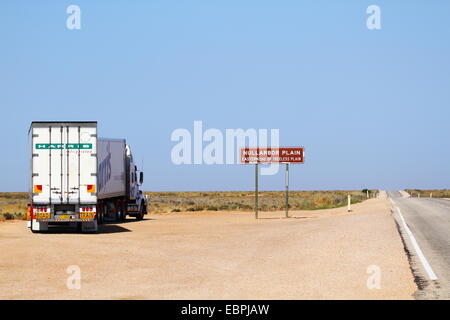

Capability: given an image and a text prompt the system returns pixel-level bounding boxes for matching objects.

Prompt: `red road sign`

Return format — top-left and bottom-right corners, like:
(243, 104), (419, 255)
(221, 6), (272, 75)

(240, 147), (304, 164)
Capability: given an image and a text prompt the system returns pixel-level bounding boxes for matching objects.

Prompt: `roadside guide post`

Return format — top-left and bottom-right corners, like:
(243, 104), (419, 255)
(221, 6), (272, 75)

(240, 147), (304, 219)
(347, 194), (351, 212)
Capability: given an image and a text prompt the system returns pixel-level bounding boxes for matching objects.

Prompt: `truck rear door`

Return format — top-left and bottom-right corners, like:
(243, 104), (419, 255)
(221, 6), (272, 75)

(31, 122), (97, 205)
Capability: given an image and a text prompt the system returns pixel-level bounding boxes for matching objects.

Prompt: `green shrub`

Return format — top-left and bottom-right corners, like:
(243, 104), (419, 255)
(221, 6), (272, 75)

(187, 207), (202, 212)
(238, 204), (252, 210)
(3, 213), (14, 220)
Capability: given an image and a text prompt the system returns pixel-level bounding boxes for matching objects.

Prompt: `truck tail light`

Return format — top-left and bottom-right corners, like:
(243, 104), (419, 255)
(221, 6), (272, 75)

(34, 185), (43, 193)
(87, 185), (96, 193)
(27, 205), (33, 220)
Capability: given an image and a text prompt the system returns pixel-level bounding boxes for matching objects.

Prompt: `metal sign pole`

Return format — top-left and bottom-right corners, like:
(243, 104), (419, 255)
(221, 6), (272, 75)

(255, 163), (259, 219)
(285, 163), (289, 218)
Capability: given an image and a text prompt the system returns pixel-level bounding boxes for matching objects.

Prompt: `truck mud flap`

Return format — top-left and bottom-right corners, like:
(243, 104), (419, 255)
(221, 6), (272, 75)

(31, 219), (48, 232)
(81, 220), (98, 233)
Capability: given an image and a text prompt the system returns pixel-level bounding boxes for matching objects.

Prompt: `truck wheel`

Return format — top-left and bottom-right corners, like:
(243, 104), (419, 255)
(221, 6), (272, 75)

(136, 205), (145, 220)
(115, 210), (125, 222)
(96, 212), (103, 226)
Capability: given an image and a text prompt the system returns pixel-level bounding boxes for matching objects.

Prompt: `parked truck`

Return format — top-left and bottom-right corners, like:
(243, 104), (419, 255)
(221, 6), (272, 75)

(27, 121), (147, 233)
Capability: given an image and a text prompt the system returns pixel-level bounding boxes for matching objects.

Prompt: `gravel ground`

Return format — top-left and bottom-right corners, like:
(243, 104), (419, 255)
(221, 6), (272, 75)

(0, 197), (416, 299)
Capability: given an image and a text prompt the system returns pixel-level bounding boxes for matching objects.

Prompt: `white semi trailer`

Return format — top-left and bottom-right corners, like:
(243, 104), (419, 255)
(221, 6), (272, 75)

(28, 121), (147, 233)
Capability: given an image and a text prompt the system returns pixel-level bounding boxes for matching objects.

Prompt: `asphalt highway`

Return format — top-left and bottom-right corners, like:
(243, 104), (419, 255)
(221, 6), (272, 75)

(387, 191), (450, 299)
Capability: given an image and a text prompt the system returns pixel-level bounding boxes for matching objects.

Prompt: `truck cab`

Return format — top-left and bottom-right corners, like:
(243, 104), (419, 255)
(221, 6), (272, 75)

(96, 138), (147, 223)
(124, 144), (147, 219)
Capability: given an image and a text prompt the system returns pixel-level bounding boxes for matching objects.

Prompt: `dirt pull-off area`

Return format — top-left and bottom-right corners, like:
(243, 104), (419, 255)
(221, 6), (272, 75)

(0, 197), (416, 299)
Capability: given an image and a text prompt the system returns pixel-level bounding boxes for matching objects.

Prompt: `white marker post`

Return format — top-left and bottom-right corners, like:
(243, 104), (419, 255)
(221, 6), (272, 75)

(430, 193), (432, 198)
(347, 194), (351, 212)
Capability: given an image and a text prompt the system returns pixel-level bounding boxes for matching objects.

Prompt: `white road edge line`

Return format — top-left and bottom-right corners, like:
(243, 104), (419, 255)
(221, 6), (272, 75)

(393, 203), (438, 281)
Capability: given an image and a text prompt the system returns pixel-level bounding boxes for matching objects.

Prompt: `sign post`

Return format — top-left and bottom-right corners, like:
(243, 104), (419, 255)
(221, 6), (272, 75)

(255, 163), (259, 219)
(285, 163), (289, 218)
(240, 147), (304, 219)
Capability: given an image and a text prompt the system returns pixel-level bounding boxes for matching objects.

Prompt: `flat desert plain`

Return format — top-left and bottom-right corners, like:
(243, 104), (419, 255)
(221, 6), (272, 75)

(0, 196), (416, 299)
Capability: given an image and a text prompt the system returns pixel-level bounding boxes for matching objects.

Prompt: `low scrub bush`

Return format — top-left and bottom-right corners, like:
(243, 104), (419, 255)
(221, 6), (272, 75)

(142, 190), (371, 214)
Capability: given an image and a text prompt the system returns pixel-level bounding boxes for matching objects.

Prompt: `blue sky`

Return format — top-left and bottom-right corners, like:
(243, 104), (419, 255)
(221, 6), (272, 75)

(1, 1), (449, 191)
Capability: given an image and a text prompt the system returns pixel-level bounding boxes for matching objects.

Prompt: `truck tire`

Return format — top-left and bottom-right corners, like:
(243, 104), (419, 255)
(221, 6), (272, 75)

(117, 210), (126, 222)
(136, 203), (145, 220)
(96, 212), (103, 226)
(136, 211), (144, 220)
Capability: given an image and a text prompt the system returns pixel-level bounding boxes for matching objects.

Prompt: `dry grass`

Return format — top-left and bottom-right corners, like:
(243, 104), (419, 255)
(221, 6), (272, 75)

(144, 190), (376, 214)
(0, 192), (28, 221)
(0, 190), (376, 219)
(405, 189), (450, 198)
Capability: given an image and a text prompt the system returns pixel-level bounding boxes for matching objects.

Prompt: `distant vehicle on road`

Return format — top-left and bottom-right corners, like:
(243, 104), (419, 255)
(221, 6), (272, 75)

(27, 121), (147, 233)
